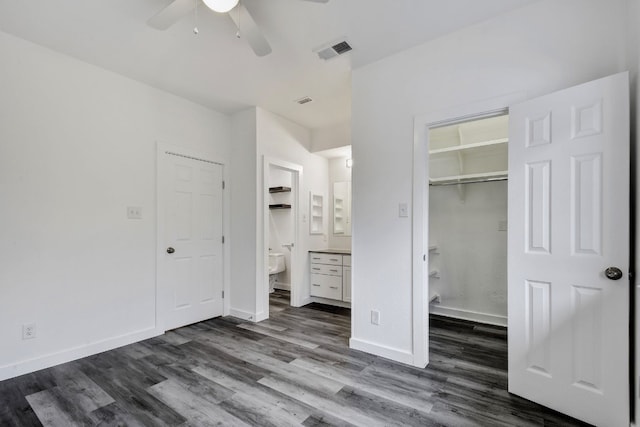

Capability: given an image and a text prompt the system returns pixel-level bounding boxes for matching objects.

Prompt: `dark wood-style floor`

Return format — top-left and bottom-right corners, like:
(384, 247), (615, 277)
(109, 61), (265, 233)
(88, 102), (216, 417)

(0, 290), (589, 426)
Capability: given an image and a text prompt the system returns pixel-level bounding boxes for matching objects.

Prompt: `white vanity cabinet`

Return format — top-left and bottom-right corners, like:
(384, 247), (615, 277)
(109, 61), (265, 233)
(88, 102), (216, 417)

(309, 251), (350, 303)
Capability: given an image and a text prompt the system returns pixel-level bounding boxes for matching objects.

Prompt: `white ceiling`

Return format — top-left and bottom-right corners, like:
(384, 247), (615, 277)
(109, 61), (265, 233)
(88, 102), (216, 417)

(0, 0), (538, 130)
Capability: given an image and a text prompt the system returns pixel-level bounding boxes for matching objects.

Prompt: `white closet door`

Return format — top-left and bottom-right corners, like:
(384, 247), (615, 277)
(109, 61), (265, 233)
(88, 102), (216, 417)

(508, 72), (629, 426)
(161, 153), (224, 331)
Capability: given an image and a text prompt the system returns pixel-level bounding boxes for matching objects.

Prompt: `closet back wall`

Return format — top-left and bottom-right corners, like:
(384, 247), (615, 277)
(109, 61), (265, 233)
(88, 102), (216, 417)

(429, 181), (507, 325)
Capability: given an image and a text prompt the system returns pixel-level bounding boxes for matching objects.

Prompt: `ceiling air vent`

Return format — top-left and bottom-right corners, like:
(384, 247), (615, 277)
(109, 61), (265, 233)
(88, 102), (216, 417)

(296, 96), (313, 105)
(315, 40), (353, 60)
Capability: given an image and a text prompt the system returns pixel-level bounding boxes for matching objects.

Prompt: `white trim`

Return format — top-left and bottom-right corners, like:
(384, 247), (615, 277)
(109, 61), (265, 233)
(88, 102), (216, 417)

(308, 297), (351, 308)
(273, 282), (291, 291)
(156, 142), (230, 331)
(349, 338), (415, 366)
(0, 327), (161, 382)
(229, 308), (258, 322)
(261, 157), (304, 319)
(411, 92), (525, 368)
(430, 305), (508, 327)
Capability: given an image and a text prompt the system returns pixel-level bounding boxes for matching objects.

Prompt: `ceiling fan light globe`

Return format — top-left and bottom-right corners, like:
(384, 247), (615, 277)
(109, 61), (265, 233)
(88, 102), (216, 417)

(202, 0), (239, 13)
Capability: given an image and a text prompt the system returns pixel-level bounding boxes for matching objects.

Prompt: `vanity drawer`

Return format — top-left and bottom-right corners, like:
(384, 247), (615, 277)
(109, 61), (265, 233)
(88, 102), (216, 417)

(310, 273), (343, 300)
(310, 263), (342, 276)
(309, 253), (343, 266)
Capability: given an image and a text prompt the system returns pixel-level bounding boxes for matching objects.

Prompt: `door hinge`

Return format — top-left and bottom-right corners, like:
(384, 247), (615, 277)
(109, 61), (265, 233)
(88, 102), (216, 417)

(222, 290), (225, 299)
(222, 180), (225, 190)
(222, 236), (225, 244)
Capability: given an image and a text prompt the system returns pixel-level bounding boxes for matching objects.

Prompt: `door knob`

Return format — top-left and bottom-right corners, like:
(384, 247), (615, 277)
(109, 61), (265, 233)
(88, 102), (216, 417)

(604, 267), (623, 280)
(166, 247), (175, 254)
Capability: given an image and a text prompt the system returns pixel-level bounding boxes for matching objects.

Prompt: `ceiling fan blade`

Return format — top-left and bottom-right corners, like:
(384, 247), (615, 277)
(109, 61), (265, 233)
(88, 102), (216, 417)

(147, 0), (195, 30)
(228, 3), (272, 57)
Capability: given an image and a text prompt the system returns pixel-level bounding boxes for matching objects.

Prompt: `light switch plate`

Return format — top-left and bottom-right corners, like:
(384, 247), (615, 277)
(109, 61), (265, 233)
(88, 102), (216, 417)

(127, 206), (142, 220)
(399, 203), (409, 218)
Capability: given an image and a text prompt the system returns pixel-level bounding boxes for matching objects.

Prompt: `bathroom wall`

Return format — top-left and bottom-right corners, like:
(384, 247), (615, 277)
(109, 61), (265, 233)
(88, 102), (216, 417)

(329, 155), (352, 250)
(268, 166), (294, 288)
(429, 181), (508, 325)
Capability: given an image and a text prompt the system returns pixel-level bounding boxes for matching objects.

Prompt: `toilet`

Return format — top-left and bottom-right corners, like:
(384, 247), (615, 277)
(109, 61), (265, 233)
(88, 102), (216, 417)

(268, 252), (286, 293)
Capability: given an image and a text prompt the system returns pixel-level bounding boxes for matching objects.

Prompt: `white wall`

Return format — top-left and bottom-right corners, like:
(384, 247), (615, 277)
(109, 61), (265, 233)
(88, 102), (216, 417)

(328, 156), (352, 250)
(229, 108), (258, 320)
(257, 108), (329, 316)
(628, 0), (640, 420)
(311, 121), (351, 153)
(0, 31), (231, 380)
(429, 182), (507, 325)
(351, 0), (628, 363)
(230, 107), (329, 320)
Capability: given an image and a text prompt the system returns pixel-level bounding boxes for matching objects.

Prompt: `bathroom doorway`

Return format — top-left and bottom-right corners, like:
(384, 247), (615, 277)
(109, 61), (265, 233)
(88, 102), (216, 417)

(262, 158), (302, 317)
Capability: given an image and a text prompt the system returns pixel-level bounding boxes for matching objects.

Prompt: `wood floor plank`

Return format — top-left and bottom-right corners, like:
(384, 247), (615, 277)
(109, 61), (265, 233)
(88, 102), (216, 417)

(0, 289), (591, 427)
(148, 379), (250, 426)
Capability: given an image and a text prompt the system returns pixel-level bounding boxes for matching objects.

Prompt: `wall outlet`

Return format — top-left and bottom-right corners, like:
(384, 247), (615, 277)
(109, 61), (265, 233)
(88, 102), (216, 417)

(371, 310), (380, 325)
(22, 323), (36, 340)
(127, 206), (142, 220)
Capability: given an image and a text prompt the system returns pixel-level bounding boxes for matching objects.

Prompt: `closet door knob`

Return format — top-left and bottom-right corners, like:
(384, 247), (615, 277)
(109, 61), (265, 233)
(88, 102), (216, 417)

(167, 247), (175, 254)
(604, 267), (623, 280)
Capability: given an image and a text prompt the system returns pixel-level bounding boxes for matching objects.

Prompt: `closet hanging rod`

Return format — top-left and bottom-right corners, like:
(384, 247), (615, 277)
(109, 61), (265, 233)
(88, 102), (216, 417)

(429, 177), (508, 187)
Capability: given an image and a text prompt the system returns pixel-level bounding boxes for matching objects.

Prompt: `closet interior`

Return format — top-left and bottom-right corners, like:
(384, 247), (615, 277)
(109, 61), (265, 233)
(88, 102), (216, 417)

(428, 114), (509, 326)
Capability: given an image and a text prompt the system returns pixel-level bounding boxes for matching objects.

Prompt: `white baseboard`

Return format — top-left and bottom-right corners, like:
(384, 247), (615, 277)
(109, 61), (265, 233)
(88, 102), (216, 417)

(308, 296), (351, 308)
(429, 304), (507, 327)
(274, 282), (291, 291)
(349, 337), (414, 365)
(0, 326), (162, 382)
(229, 308), (258, 322)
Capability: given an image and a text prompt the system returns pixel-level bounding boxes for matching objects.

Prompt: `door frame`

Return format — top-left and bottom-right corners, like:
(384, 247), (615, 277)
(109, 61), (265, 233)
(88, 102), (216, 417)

(259, 157), (303, 321)
(156, 142), (231, 333)
(411, 93), (524, 367)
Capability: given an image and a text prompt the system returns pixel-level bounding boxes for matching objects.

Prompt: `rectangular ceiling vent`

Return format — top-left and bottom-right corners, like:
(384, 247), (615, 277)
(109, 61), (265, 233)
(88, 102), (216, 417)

(296, 96), (313, 105)
(316, 40), (353, 60)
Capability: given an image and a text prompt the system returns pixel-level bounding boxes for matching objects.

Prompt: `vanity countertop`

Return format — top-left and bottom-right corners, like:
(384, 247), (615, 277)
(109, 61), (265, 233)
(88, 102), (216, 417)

(309, 249), (351, 255)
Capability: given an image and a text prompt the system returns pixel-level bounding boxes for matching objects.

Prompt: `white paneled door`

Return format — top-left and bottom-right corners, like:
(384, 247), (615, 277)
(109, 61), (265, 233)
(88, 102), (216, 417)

(508, 72), (629, 426)
(161, 152), (224, 331)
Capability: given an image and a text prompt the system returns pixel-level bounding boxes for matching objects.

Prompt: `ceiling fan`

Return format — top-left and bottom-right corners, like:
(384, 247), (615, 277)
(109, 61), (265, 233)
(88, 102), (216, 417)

(148, 0), (329, 57)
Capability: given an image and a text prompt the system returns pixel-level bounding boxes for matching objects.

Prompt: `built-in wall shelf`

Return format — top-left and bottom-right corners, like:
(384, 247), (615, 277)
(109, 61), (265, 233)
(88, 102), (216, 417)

(309, 192), (324, 235)
(428, 114), (509, 198)
(269, 186), (291, 193)
(429, 137), (508, 155)
(269, 204), (291, 209)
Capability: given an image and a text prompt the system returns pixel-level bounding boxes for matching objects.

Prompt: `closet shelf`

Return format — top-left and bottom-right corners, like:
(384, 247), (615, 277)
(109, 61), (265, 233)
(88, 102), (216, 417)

(429, 137), (508, 155)
(269, 204), (291, 209)
(429, 245), (438, 251)
(430, 170), (508, 186)
(269, 186), (291, 193)
(429, 270), (440, 278)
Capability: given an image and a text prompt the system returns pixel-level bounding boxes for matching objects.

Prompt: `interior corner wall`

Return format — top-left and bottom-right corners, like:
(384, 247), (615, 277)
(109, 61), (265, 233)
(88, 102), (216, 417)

(328, 156), (352, 250)
(351, 0), (628, 362)
(229, 108), (258, 320)
(0, 31), (231, 380)
(256, 108), (329, 313)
